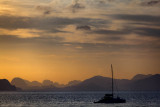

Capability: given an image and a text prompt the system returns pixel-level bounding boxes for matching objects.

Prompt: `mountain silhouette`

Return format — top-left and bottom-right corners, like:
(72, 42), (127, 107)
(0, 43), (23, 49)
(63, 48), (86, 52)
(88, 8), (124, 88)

(64, 76), (112, 91)
(31, 81), (42, 87)
(63, 74), (160, 91)
(10, 78), (81, 91)
(67, 80), (81, 86)
(42, 80), (54, 86)
(0, 79), (17, 91)
(10, 74), (160, 91)
(131, 74), (152, 81)
(129, 74), (160, 91)
(53, 82), (65, 88)
(11, 77), (28, 90)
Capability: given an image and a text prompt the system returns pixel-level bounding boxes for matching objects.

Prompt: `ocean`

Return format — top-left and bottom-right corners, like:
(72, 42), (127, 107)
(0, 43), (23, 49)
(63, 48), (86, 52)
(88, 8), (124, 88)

(0, 91), (160, 107)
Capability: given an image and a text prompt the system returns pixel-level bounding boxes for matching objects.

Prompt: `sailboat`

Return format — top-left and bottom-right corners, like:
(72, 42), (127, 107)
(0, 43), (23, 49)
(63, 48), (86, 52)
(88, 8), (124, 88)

(94, 64), (126, 103)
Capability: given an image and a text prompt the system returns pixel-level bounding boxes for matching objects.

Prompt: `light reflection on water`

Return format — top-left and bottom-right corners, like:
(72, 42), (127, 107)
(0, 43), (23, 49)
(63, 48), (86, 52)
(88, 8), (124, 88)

(0, 91), (160, 107)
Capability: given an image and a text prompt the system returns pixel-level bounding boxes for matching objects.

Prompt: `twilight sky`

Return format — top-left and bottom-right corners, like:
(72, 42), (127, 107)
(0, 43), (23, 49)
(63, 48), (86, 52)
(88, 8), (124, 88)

(0, 0), (160, 84)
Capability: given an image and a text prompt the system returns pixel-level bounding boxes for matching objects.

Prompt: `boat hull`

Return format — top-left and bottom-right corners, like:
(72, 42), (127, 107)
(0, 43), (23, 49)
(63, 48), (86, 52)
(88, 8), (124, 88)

(94, 97), (126, 104)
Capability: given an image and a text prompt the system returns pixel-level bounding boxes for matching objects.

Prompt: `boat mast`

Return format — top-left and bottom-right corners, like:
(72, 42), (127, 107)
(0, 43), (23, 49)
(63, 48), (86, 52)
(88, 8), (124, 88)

(111, 64), (114, 97)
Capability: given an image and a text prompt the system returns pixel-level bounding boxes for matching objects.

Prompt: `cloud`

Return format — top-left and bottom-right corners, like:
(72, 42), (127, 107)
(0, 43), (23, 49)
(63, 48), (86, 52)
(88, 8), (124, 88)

(0, 34), (64, 45)
(134, 27), (160, 38)
(0, 28), (43, 38)
(141, 0), (160, 6)
(0, 15), (108, 31)
(0, 0), (159, 47)
(93, 29), (130, 35)
(92, 25), (160, 40)
(98, 0), (114, 4)
(0, 16), (33, 30)
(96, 35), (123, 42)
(76, 25), (91, 31)
(69, 0), (85, 13)
(110, 14), (160, 23)
(90, 28), (130, 43)
(108, 14), (160, 38)
(36, 5), (53, 15)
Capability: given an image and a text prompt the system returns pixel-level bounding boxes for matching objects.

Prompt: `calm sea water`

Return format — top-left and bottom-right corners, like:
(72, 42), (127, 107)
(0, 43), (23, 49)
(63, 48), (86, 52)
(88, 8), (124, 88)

(0, 91), (160, 107)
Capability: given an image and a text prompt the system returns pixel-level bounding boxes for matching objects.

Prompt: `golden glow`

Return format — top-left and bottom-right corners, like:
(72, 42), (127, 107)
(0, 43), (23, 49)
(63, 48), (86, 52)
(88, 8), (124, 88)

(0, 48), (160, 84)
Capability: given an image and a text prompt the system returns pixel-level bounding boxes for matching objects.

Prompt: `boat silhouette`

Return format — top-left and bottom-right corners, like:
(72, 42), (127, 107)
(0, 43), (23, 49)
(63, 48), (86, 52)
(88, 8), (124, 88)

(94, 64), (126, 103)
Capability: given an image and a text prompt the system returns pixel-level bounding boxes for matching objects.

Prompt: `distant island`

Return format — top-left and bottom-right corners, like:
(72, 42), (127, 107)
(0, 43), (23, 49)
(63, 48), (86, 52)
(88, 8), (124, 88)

(0, 74), (160, 91)
(0, 79), (16, 91)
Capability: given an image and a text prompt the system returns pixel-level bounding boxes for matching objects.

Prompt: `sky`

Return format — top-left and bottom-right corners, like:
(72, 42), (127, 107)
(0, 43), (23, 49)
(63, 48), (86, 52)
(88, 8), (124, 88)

(0, 0), (160, 84)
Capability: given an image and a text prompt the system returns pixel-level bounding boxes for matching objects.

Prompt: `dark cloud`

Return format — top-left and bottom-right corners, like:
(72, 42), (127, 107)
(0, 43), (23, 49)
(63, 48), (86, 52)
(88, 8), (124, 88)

(109, 14), (160, 38)
(99, 0), (106, 4)
(0, 34), (130, 53)
(76, 25), (91, 31)
(43, 10), (51, 15)
(93, 29), (130, 35)
(0, 16), (33, 29)
(96, 35), (123, 42)
(48, 29), (71, 33)
(110, 14), (160, 23)
(0, 15), (108, 31)
(141, 0), (160, 6)
(89, 20), (160, 42)
(36, 5), (51, 10)
(0, 35), (64, 45)
(36, 5), (52, 15)
(93, 26), (160, 38)
(62, 42), (159, 53)
(69, 0), (85, 13)
(87, 28), (130, 43)
(92, 26), (160, 41)
(98, 0), (114, 4)
(134, 27), (160, 38)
